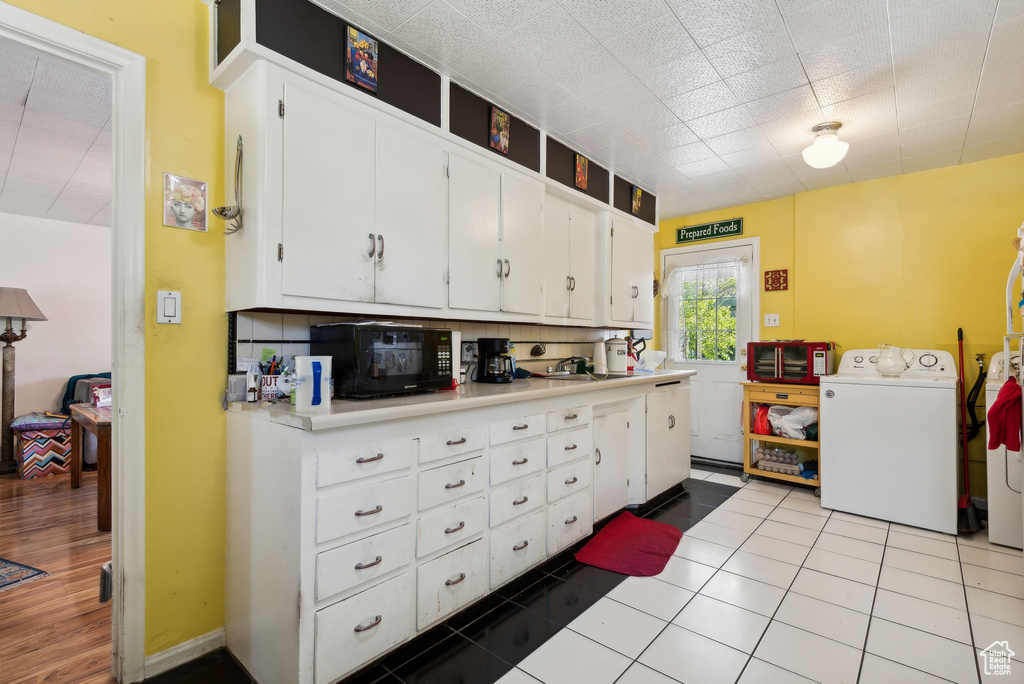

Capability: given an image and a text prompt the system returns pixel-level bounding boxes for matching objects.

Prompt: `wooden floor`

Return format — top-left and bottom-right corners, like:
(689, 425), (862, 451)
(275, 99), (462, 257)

(0, 471), (114, 684)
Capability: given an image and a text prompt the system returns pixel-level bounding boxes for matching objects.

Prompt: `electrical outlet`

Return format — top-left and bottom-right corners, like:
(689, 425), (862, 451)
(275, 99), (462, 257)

(764, 313), (780, 327)
(461, 341), (477, 364)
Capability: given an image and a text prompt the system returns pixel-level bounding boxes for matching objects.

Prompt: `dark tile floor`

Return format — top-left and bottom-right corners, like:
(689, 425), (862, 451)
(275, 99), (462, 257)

(149, 472), (741, 684)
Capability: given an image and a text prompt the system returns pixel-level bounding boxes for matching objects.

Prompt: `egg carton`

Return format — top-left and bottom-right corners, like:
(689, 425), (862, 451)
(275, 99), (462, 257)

(757, 461), (801, 476)
(754, 446), (798, 465)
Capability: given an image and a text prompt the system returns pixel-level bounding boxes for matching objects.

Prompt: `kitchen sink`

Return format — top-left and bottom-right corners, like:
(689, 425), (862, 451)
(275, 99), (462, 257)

(545, 373), (635, 382)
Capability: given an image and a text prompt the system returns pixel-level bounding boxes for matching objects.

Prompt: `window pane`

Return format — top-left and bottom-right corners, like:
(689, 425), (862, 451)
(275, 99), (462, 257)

(698, 274), (716, 298)
(698, 331), (717, 360)
(718, 272), (737, 297)
(682, 300), (697, 330)
(717, 297), (737, 330)
(718, 329), (736, 361)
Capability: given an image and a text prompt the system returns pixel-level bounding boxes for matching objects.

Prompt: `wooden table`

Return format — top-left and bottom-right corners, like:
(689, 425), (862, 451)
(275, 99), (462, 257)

(70, 403), (112, 531)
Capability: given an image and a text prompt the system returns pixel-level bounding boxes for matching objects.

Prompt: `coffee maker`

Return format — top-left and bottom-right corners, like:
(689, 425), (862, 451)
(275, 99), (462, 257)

(477, 338), (514, 383)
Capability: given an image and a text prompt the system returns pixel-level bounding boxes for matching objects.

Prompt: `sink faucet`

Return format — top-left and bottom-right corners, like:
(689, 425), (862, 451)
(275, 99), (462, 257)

(555, 356), (587, 373)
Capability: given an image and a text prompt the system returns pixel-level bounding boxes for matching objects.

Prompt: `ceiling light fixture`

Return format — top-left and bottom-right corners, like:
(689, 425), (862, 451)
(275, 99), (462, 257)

(801, 121), (849, 169)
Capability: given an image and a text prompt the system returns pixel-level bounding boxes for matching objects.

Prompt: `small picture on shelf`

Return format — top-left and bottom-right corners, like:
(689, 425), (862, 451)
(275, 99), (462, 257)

(489, 105), (510, 155)
(631, 185), (642, 215)
(345, 26), (378, 93)
(574, 153), (588, 190)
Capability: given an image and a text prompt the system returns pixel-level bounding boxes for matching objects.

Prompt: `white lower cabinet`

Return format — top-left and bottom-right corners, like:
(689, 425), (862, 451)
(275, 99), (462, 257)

(417, 497), (487, 558)
(416, 539), (488, 629)
(547, 428), (593, 468)
(316, 524), (413, 602)
(314, 572), (414, 684)
(490, 511), (546, 588)
(490, 473), (545, 528)
(547, 459), (593, 503)
(594, 411), (630, 521)
(418, 455), (486, 511)
(490, 438), (545, 485)
(317, 475), (414, 544)
(547, 490), (593, 555)
(646, 384), (691, 499)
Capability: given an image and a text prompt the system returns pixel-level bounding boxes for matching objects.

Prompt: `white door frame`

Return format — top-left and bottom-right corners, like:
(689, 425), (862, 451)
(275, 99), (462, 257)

(0, 5), (147, 682)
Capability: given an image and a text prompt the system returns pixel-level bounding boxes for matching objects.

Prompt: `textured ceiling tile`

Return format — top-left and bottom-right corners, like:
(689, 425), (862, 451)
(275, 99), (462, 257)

(996, 0), (1024, 23)
(961, 137), (1024, 163)
(845, 158), (903, 183)
(673, 0), (781, 48)
(443, 0), (556, 37)
(702, 16), (796, 78)
(677, 156), (731, 178)
(449, 42), (534, 93)
(536, 98), (606, 134)
(311, 0), (392, 37)
(638, 51), (719, 99)
(391, 1), (495, 65)
(965, 101), (1024, 145)
(658, 140), (715, 166)
(779, 0), (887, 52)
(603, 14), (698, 74)
(632, 121), (700, 150)
(8, 126), (92, 179)
(820, 89), (897, 142)
(973, 15), (1024, 111)
(720, 144), (781, 170)
(797, 166), (852, 188)
(564, 121), (631, 150)
(685, 105), (756, 139)
(726, 56), (809, 103)
(811, 62), (893, 107)
(589, 139), (649, 165)
(501, 5), (597, 65)
(88, 201), (111, 227)
(840, 131), (901, 159)
(496, 74), (574, 117)
(899, 93), (975, 129)
(665, 81), (738, 120)
(900, 147), (963, 173)
(46, 187), (111, 225)
(760, 114), (830, 157)
(331, 0), (433, 32)
(610, 100), (682, 136)
(736, 158), (797, 184)
(745, 84), (821, 125)
(0, 38), (36, 108)
(899, 116), (970, 156)
(798, 24), (891, 82)
(547, 44), (632, 97)
(560, 0), (673, 42)
(704, 127), (770, 155)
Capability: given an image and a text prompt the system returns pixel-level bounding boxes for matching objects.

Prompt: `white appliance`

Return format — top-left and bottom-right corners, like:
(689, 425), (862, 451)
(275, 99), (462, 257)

(820, 349), (959, 534)
(986, 351), (1023, 548)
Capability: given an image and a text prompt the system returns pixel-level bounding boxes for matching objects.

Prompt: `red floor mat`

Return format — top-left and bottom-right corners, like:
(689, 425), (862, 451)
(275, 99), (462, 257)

(574, 511), (683, 576)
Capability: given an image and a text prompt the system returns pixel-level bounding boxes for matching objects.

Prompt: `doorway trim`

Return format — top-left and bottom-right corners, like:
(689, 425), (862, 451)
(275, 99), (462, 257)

(0, 5), (146, 682)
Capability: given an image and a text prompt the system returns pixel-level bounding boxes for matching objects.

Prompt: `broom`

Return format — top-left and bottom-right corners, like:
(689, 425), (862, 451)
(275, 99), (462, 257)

(957, 328), (982, 534)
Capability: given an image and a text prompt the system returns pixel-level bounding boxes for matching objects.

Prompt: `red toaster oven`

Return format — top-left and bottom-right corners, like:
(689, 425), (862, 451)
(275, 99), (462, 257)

(747, 341), (836, 385)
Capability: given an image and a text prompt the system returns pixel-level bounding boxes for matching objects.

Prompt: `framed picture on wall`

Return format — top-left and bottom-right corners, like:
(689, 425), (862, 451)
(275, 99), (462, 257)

(489, 105), (510, 155)
(163, 173), (207, 232)
(631, 185), (642, 215)
(345, 26), (378, 93)
(575, 153), (588, 190)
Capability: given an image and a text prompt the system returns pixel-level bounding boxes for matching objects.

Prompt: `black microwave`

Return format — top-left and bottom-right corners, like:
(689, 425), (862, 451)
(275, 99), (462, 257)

(310, 323), (453, 399)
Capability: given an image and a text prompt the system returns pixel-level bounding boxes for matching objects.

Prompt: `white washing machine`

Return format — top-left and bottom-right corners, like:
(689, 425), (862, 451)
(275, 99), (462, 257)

(986, 351), (1022, 548)
(820, 349), (959, 534)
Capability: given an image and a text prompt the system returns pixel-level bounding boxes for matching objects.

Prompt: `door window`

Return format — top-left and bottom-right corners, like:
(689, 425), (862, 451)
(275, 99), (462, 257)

(666, 261), (742, 362)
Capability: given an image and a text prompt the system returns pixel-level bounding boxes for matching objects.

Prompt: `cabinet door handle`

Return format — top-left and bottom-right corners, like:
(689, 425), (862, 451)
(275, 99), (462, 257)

(565, 515), (578, 525)
(367, 233), (376, 258)
(377, 233), (384, 261)
(512, 423), (529, 431)
(444, 521), (465, 534)
(504, 259), (511, 278)
(595, 448), (602, 464)
(565, 476), (578, 485)
(669, 415), (676, 429)
(497, 259), (503, 278)
(564, 444), (578, 451)
(355, 505), (382, 517)
(445, 573), (466, 586)
(445, 479), (466, 489)
(446, 437), (467, 446)
(513, 540), (529, 551)
(354, 555), (382, 570)
(354, 615), (382, 633)
(571, 276), (576, 291)
(566, 275), (572, 291)
(355, 452), (384, 464)
(512, 458), (529, 465)
(513, 495), (529, 506)
(565, 412), (578, 420)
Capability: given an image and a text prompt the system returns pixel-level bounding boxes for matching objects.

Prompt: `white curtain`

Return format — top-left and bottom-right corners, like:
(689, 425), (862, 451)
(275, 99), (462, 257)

(663, 258), (747, 362)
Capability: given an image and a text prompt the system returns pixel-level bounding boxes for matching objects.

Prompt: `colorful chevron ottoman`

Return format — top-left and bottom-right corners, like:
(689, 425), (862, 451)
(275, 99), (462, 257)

(11, 413), (72, 479)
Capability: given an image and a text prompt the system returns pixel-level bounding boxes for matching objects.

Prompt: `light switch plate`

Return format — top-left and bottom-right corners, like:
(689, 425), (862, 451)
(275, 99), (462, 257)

(157, 290), (181, 324)
(764, 313), (780, 327)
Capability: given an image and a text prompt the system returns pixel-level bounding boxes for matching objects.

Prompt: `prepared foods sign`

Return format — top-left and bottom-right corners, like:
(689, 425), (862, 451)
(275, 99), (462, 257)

(676, 218), (743, 243)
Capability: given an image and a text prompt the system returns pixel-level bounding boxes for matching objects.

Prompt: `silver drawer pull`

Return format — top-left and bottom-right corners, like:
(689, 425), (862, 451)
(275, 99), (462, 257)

(565, 413), (578, 420)
(564, 444), (578, 451)
(445, 479), (466, 490)
(445, 573), (466, 586)
(355, 505), (383, 517)
(444, 521), (465, 534)
(512, 458), (529, 466)
(446, 437), (467, 446)
(565, 476), (578, 485)
(356, 452), (384, 464)
(513, 540), (529, 551)
(354, 615), (382, 633)
(512, 424), (529, 431)
(565, 515), (578, 525)
(354, 555), (382, 570)
(513, 496), (529, 506)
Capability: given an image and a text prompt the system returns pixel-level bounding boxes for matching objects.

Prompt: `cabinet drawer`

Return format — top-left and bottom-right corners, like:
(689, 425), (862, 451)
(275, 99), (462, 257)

(420, 426), (487, 464)
(490, 438), (545, 486)
(490, 413), (545, 446)
(316, 524), (413, 602)
(490, 474), (545, 528)
(547, 428), (593, 468)
(490, 511), (546, 589)
(417, 497), (487, 558)
(746, 386), (819, 406)
(317, 439), (416, 488)
(418, 455), (486, 511)
(416, 539), (487, 629)
(547, 490), (593, 555)
(546, 460), (592, 503)
(314, 572), (414, 684)
(317, 476), (413, 544)
(547, 405), (592, 432)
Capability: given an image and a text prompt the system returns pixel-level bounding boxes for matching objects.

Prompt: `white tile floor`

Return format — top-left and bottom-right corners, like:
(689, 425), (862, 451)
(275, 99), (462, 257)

(499, 469), (1024, 683)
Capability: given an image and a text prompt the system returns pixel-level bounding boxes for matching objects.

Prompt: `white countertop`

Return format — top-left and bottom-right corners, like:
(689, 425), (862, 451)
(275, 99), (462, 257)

(229, 369), (695, 431)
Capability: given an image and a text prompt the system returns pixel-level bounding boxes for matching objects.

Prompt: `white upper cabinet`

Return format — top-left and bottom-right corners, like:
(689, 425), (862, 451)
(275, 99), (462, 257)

(281, 82), (376, 303)
(448, 152), (502, 313)
(568, 208), (597, 321)
(544, 201), (571, 318)
(499, 173), (545, 316)
(608, 218), (654, 326)
(545, 198), (596, 322)
(374, 124), (446, 308)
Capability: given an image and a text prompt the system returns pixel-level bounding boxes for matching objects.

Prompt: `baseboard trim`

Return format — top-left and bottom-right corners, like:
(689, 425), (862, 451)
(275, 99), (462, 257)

(143, 627), (226, 679)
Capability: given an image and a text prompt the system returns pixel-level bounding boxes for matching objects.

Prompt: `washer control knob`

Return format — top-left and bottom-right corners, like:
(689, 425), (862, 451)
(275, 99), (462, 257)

(919, 353), (938, 367)
(854, 355), (864, 363)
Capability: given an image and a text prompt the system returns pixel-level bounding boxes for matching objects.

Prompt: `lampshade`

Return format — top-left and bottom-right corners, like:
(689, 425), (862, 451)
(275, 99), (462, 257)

(801, 122), (850, 169)
(0, 288), (47, 321)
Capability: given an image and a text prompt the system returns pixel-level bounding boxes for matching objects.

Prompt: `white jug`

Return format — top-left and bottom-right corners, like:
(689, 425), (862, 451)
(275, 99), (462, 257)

(605, 337), (630, 374)
(874, 344), (915, 376)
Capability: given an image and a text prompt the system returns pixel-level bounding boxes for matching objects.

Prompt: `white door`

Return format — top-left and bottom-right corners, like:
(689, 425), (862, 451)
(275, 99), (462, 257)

(594, 412), (629, 521)
(281, 82), (376, 302)
(373, 123), (446, 308)
(543, 199), (571, 318)
(448, 153), (501, 312)
(609, 219), (635, 322)
(500, 173), (544, 315)
(663, 242), (756, 464)
(646, 385), (691, 498)
(568, 208), (596, 320)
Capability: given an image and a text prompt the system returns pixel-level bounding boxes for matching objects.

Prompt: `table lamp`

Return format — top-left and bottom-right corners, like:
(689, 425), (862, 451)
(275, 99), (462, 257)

(0, 288), (47, 475)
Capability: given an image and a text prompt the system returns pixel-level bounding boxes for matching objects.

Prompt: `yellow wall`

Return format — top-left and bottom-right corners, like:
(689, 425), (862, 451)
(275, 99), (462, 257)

(658, 152), (1024, 497)
(7, 1), (227, 654)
